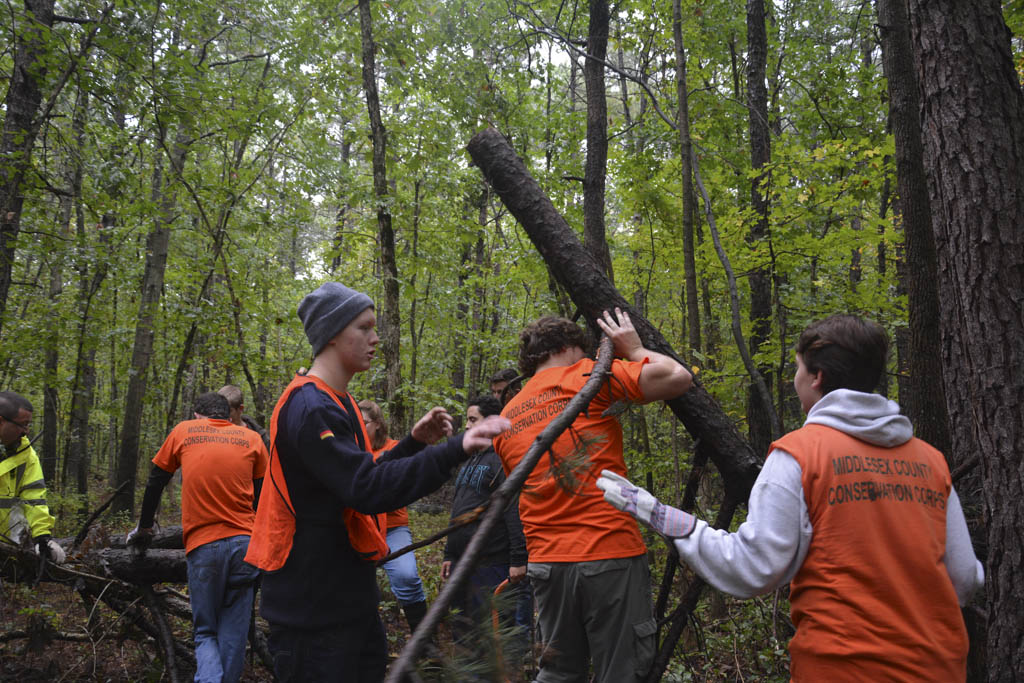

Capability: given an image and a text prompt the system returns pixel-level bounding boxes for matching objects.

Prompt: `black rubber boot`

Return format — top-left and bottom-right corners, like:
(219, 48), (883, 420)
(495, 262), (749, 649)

(402, 600), (429, 635)
(402, 600), (443, 676)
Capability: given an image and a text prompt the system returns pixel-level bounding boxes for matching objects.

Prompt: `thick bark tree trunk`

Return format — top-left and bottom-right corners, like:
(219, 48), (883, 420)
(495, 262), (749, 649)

(876, 1), (952, 465)
(582, 0), (614, 282)
(907, 3), (1024, 680)
(113, 136), (185, 514)
(745, 0), (777, 455)
(0, 0), (57, 335)
(358, 0), (405, 429)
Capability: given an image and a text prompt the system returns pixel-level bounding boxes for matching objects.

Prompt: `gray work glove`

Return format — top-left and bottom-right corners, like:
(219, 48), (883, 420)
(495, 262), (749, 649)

(597, 469), (697, 539)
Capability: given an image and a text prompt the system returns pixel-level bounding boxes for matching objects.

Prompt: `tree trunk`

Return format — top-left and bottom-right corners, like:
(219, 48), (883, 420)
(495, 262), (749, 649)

(43, 219), (66, 487)
(408, 179), (422, 429)
(469, 192), (487, 397)
(64, 89), (106, 499)
(673, 0), (701, 363)
(876, 0), (952, 456)
(745, 0), (777, 455)
(0, 0), (57, 334)
(466, 128), (761, 492)
(163, 221), (229, 435)
(113, 135), (186, 514)
(331, 136), (352, 275)
(358, 0), (404, 429)
(907, 3), (1024, 680)
(582, 0), (614, 282)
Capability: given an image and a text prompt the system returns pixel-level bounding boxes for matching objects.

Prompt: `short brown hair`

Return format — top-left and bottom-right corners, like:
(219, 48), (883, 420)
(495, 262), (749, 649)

(490, 368), (518, 385)
(518, 316), (590, 376)
(796, 314), (888, 395)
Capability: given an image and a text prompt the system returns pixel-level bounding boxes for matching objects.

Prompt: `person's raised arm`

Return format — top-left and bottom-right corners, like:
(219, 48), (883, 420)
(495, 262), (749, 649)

(596, 308), (692, 403)
(376, 407), (456, 463)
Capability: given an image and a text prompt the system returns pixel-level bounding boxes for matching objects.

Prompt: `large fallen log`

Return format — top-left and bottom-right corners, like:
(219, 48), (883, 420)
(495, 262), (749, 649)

(107, 526), (184, 550)
(99, 548), (188, 584)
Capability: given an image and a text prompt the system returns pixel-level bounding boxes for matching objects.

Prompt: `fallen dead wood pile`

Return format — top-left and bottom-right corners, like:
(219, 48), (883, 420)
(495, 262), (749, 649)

(0, 527), (271, 683)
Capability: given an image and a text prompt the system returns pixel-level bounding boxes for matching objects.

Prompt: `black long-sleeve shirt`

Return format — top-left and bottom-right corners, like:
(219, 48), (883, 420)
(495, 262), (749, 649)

(260, 382), (466, 629)
(444, 447), (527, 568)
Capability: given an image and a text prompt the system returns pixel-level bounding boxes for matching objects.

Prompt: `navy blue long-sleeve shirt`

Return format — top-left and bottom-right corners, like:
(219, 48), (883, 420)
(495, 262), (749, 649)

(260, 382), (465, 629)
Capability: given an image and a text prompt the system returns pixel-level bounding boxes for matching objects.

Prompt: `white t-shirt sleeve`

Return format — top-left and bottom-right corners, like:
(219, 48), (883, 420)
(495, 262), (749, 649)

(672, 449), (811, 598)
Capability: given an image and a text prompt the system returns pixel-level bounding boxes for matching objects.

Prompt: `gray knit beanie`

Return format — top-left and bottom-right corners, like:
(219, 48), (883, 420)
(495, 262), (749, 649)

(298, 282), (375, 356)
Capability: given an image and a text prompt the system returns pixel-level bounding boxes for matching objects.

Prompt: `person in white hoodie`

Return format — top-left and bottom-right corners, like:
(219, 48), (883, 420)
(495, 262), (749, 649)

(598, 314), (983, 681)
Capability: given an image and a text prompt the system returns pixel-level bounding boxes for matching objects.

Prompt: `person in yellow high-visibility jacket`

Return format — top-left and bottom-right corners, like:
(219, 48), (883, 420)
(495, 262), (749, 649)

(0, 391), (65, 563)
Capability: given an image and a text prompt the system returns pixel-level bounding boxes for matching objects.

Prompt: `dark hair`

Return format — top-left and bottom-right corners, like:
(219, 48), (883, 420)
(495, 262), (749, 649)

(357, 399), (389, 451)
(796, 314), (889, 395)
(489, 368), (518, 385)
(0, 391), (32, 420)
(518, 316), (590, 376)
(193, 392), (230, 420)
(217, 385), (243, 409)
(468, 394), (502, 418)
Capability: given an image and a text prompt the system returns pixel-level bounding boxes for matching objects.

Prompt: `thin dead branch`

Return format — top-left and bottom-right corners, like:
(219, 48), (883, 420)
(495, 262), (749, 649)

(385, 336), (615, 683)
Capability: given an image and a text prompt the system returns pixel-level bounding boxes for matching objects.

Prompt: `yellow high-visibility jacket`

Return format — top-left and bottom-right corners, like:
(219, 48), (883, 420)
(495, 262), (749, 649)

(0, 438), (55, 544)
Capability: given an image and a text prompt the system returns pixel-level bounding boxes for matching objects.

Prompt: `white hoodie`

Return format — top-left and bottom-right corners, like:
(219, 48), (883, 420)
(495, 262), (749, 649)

(673, 389), (985, 604)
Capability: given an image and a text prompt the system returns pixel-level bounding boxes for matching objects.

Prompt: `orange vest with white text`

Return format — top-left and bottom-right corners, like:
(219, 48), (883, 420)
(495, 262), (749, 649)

(774, 424), (967, 681)
(245, 374), (388, 571)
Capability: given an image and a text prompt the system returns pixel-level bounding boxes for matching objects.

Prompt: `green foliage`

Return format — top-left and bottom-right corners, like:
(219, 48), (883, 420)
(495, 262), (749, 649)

(0, 0), (935, 675)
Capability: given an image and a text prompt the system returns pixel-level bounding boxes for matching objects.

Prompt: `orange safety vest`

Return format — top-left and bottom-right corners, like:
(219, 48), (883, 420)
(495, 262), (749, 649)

(774, 424), (968, 681)
(245, 374), (389, 571)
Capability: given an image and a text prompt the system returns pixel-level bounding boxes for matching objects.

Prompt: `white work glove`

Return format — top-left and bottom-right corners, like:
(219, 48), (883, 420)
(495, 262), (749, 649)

(34, 537), (66, 565)
(46, 539), (66, 564)
(126, 525), (155, 548)
(597, 469), (697, 539)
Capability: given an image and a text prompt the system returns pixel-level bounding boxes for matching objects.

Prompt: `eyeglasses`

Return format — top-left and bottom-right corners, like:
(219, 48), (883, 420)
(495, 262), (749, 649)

(2, 416), (31, 431)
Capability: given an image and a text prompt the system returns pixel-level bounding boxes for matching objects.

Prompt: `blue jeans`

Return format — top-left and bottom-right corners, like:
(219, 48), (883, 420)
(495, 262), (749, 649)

(381, 526), (426, 606)
(186, 535), (259, 683)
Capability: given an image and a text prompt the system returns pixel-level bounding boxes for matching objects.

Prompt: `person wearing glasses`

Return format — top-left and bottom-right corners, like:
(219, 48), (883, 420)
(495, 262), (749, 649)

(0, 390), (65, 564)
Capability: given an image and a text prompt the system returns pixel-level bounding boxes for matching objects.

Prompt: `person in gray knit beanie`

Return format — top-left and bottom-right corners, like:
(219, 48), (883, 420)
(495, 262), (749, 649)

(249, 281), (510, 683)
(298, 282), (375, 356)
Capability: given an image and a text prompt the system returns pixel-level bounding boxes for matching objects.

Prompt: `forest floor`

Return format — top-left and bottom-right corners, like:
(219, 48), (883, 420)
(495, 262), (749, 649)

(0, 506), (530, 682)
(1, 505), (790, 681)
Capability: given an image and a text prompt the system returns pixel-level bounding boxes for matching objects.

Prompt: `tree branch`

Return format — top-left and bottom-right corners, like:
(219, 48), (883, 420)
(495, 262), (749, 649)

(385, 336), (615, 683)
(72, 480), (130, 549)
(692, 149), (782, 439)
